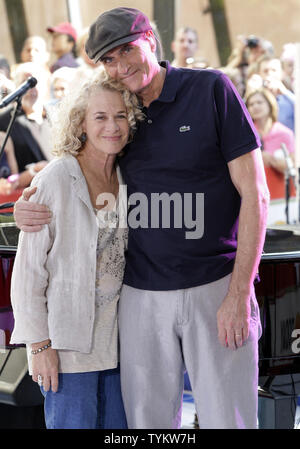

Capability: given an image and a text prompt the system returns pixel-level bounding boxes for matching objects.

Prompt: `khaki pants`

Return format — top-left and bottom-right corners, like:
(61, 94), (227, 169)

(118, 274), (262, 429)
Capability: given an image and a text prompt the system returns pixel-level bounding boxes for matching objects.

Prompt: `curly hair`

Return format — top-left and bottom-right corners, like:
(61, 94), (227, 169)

(51, 67), (144, 157)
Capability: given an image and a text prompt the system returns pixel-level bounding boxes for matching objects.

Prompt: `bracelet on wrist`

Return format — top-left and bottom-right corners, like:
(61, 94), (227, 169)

(7, 173), (20, 185)
(31, 340), (52, 355)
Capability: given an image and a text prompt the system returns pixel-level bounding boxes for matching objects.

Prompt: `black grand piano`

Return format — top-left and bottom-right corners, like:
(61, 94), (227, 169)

(256, 226), (300, 428)
(0, 220), (299, 428)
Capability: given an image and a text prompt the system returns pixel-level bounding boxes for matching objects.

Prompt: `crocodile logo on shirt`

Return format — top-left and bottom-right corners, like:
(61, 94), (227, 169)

(179, 125), (191, 133)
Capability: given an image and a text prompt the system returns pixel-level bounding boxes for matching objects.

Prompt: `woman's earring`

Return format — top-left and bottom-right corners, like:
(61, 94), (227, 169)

(79, 132), (87, 144)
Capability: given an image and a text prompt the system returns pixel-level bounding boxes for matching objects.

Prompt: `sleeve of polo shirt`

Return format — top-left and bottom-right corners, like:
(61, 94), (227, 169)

(213, 72), (261, 162)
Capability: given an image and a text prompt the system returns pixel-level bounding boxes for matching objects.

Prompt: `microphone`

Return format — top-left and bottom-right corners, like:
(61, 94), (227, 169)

(0, 77), (37, 109)
(0, 202), (14, 210)
(281, 143), (296, 178)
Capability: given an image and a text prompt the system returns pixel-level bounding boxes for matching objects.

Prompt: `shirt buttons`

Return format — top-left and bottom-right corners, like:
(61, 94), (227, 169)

(147, 119), (152, 124)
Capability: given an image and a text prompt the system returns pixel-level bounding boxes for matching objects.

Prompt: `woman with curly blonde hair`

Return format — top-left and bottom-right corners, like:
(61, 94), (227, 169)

(10, 68), (143, 429)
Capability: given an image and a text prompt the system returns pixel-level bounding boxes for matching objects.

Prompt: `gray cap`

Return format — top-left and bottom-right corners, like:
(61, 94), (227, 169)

(85, 8), (152, 62)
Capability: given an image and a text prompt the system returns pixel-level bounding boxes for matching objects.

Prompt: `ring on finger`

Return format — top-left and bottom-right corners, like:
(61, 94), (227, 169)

(37, 374), (43, 387)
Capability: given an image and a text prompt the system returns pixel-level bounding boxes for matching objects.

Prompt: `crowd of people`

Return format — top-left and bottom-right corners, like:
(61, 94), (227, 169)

(0, 22), (297, 219)
(171, 29), (297, 217)
(0, 8), (296, 430)
(0, 22), (99, 196)
(225, 39), (297, 223)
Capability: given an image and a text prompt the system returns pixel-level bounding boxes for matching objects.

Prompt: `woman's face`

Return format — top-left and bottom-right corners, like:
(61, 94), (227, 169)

(82, 89), (129, 156)
(247, 93), (271, 121)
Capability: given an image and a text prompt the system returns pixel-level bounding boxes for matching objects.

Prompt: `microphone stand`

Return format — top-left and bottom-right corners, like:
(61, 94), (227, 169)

(0, 96), (23, 165)
(285, 167), (290, 224)
(299, 167), (300, 224)
(281, 143), (296, 225)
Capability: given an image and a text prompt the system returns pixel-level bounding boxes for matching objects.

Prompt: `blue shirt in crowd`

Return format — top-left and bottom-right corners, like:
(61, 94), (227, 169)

(277, 92), (295, 131)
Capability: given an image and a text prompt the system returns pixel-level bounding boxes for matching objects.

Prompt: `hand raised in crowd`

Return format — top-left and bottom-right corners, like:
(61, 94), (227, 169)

(263, 76), (289, 96)
(246, 73), (264, 92)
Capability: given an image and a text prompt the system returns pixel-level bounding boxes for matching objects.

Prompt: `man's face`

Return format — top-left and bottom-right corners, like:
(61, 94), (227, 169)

(21, 37), (49, 64)
(172, 30), (198, 61)
(100, 35), (157, 93)
(53, 78), (69, 100)
(51, 33), (73, 57)
(259, 59), (282, 81)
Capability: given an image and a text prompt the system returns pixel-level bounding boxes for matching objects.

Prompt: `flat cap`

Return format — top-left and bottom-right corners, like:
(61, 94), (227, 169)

(85, 7), (152, 62)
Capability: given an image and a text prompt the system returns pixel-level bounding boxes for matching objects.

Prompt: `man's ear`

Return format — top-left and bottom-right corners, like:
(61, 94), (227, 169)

(145, 30), (156, 53)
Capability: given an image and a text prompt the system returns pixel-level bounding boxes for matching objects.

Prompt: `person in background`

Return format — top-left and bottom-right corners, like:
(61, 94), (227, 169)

(0, 57), (19, 195)
(50, 66), (77, 101)
(171, 27), (198, 68)
(10, 69), (143, 429)
(0, 55), (15, 99)
(70, 27), (101, 89)
(76, 27), (99, 71)
(186, 57), (210, 70)
(245, 87), (295, 202)
(280, 43), (296, 93)
(226, 35), (273, 99)
(246, 55), (295, 132)
(11, 36), (52, 99)
(218, 66), (245, 98)
(0, 133), (19, 195)
(47, 22), (79, 73)
(0, 62), (53, 188)
(20, 36), (50, 68)
(45, 67), (78, 124)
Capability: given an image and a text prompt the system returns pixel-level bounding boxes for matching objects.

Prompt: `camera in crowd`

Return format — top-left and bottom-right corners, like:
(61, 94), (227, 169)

(245, 35), (260, 49)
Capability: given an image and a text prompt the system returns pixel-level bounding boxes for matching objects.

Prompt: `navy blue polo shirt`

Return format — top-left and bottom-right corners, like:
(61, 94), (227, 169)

(118, 61), (261, 291)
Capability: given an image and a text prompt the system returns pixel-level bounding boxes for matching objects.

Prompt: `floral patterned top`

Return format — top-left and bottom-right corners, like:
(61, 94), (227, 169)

(27, 197), (128, 374)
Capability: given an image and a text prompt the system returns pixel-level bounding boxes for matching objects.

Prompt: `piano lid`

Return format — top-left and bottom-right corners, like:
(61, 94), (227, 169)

(263, 225), (300, 260)
(0, 215), (19, 252)
(0, 219), (300, 256)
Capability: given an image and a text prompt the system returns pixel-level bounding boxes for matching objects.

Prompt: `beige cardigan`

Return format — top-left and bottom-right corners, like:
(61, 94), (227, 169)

(10, 155), (125, 353)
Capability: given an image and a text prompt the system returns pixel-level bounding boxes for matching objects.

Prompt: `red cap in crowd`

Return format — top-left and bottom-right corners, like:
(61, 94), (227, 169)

(47, 22), (77, 41)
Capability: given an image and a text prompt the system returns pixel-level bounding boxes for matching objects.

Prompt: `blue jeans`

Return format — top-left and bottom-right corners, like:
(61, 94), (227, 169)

(40, 366), (127, 429)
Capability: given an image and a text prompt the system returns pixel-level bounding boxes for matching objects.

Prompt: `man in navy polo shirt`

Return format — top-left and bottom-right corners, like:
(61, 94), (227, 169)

(15, 8), (269, 429)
